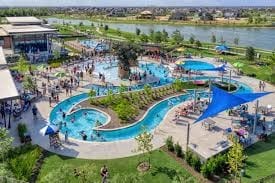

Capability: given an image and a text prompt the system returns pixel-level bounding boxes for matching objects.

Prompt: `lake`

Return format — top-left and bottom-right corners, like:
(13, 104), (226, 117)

(48, 17), (275, 51)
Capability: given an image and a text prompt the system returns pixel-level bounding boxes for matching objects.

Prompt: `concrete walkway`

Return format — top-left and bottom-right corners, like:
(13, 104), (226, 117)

(6, 57), (275, 160)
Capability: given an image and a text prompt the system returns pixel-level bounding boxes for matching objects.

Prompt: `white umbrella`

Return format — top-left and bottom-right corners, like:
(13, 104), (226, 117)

(40, 124), (59, 136)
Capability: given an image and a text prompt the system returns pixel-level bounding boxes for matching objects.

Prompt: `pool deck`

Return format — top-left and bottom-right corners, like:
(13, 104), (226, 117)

(7, 57), (275, 160)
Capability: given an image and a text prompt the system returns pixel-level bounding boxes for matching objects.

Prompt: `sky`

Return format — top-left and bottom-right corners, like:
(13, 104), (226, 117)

(0, 0), (274, 7)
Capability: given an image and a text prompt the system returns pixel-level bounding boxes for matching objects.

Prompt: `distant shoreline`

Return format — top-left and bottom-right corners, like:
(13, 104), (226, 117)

(46, 15), (275, 28)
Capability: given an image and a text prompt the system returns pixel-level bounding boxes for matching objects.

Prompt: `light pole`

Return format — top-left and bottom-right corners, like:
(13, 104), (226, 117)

(253, 100), (259, 134)
(186, 122), (190, 151)
(228, 70), (232, 91)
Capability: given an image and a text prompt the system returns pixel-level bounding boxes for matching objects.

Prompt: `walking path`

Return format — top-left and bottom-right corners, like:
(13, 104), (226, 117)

(7, 57), (275, 160)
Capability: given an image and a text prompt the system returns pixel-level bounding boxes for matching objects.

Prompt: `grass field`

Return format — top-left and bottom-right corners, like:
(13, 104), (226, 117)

(242, 134), (275, 182)
(37, 150), (198, 183)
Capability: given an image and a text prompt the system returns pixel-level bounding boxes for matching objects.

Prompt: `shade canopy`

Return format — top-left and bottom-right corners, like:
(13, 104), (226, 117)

(40, 124), (59, 136)
(233, 62), (244, 68)
(202, 64), (227, 72)
(195, 87), (272, 123)
(215, 45), (230, 52)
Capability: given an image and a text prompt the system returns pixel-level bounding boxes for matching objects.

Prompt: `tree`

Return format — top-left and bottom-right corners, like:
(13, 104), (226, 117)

(88, 89), (96, 103)
(104, 25), (109, 31)
(153, 31), (162, 43)
(172, 79), (185, 92)
(189, 36), (195, 44)
(135, 28), (141, 36)
(149, 29), (154, 41)
(211, 34), (216, 43)
(171, 30), (184, 45)
(162, 29), (169, 42)
(116, 28), (121, 36)
(246, 46), (255, 61)
(140, 33), (149, 43)
(220, 36), (225, 44)
(113, 42), (143, 79)
(195, 40), (202, 48)
(143, 84), (152, 97)
(134, 126), (153, 167)
(227, 137), (246, 182)
(234, 37), (239, 46)
(16, 55), (29, 73)
(0, 128), (13, 162)
(248, 15), (253, 24)
(23, 76), (37, 93)
(53, 50), (60, 59)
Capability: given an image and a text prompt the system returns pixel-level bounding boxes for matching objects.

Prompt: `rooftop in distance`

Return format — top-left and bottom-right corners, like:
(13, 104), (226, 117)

(6, 16), (42, 25)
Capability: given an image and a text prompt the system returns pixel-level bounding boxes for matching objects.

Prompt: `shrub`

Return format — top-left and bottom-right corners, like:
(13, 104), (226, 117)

(201, 154), (228, 178)
(191, 154), (202, 172)
(17, 123), (27, 142)
(165, 136), (174, 152)
(8, 145), (42, 181)
(185, 150), (193, 165)
(49, 62), (61, 68)
(174, 142), (183, 158)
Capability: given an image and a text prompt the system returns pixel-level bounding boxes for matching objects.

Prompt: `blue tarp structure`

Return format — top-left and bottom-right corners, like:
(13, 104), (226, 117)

(195, 87), (272, 123)
(215, 45), (230, 52)
(202, 64), (227, 72)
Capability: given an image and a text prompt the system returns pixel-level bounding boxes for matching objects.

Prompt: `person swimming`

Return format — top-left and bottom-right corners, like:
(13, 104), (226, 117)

(79, 130), (87, 140)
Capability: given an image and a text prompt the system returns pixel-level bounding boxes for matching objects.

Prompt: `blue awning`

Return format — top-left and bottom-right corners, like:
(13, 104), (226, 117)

(202, 64), (227, 72)
(215, 45), (230, 51)
(195, 87), (272, 123)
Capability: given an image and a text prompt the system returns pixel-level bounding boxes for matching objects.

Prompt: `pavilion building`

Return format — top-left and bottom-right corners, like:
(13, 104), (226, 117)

(0, 17), (57, 62)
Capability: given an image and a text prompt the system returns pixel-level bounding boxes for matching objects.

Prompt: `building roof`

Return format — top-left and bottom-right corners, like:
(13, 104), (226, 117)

(0, 24), (57, 35)
(0, 69), (19, 101)
(0, 28), (8, 36)
(6, 16), (42, 25)
(0, 47), (7, 68)
(140, 10), (153, 15)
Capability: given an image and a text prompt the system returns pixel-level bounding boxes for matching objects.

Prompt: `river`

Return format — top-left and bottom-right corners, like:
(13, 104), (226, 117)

(47, 17), (275, 51)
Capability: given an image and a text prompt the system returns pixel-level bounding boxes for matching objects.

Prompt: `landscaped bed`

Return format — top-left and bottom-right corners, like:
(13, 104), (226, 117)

(77, 81), (204, 129)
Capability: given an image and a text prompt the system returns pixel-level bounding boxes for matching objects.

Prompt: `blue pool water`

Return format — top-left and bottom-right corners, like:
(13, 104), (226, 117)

(182, 60), (215, 71)
(60, 109), (108, 140)
(49, 60), (253, 142)
(80, 40), (109, 52)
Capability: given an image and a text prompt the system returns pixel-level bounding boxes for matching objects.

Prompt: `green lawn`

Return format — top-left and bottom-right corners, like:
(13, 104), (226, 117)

(242, 134), (275, 182)
(37, 150), (198, 183)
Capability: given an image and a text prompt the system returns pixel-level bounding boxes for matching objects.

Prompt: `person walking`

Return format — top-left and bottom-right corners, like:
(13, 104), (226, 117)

(100, 165), (109, 183)
(49, 97), (52, 107)
(259, 81), (262, 91)
(262, 81), (266, 91)
(65, 130), (69, 143)
(32, 105), (38, 120)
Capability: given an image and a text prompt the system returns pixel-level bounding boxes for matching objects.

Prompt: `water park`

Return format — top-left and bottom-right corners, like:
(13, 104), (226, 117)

(1, 15), (275, 183)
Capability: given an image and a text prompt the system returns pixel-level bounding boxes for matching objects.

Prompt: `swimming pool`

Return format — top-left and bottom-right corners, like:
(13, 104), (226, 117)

(60, 108), (108, 140)
(49, 61), (253, 142)
(80, 40), (109, 52)
(182, 60), (215, 71)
